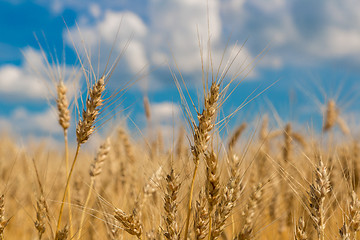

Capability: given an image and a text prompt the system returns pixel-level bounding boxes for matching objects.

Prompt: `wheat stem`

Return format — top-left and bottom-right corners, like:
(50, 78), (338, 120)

(62, 129), (73, 237)
(77, 179), (94, 240)
(56, 143), (81, 236)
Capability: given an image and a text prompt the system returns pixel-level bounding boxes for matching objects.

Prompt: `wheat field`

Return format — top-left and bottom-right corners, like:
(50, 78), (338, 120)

(0, 26), (359, 240)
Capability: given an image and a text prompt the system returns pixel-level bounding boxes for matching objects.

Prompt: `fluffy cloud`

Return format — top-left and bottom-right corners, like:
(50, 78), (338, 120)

(150, 101), (181, 125)
(0, 48), (48, 100)
(151, 101), (182, 144)
(30, 0), (360, 72)
(64, 0), (257, 94)
(221, 0), (360, 68)
(0, 47), (79, 101)
(65, 10), (148, 76)
(0, 107), (61, 135)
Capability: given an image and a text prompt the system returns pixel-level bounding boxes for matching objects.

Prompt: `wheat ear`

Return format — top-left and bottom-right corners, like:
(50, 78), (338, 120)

(323, 99), (338, 132)
(194, 189), (209, 239)
(57, 81), (70, 131)
(118, 128), (136, 164)
(211, 183), (235, 240)
(228, 123), (247, 152)
(339, 222), (350, 240)
(205, 151), (220, 240)
(0, 195), (9, 240)
(237, 183), (263, 240)
(35, 196), (47, 240)
(55, 225), (68, 240)
(308, 159), (330, 240)
(56, 81), (73, 235)
(295, 217), (308, 240)
(77, 138), (111, 240)
(184, 81), (220, 238)
(349, 191), (360, 237)
(56, 76), (105, 235)
(114, 208), (143, 239)
(163, 169), (181, 240)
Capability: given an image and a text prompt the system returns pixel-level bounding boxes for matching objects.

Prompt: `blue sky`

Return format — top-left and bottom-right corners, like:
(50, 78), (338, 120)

(0, 0), (359, 144)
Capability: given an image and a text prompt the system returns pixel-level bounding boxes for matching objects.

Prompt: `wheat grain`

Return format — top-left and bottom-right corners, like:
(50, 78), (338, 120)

(35, 196), (46, 240)
(0, 195), (9, 240)
(237, 183), (263, 240)
(163, 169), (181, 240)
(76, 76), (105, 145)
(57, 81), (70, 130)
(339, 222), (350, 240)
(349, 191), (360, 234)
(308, 159), (330, 240)
(55, 225), (69, 240)
(114, 208), (143, 239)
(295, 217), (308, 240)
(194, 189), (209, 239)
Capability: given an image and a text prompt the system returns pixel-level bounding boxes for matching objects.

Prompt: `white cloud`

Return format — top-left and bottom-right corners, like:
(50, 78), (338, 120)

(148, 0), (222, 73)
(89, 3), (101, 18)
(313, 27), (360, 57)
(0, 107), (61, 135)
(218, 0), (360, 69)
(147, 101), (183, 145)
(0, 47), (80, 103)
(66, 10), (149, 77)
(150, 101), (181, 125)
(0, 49), (48, 100)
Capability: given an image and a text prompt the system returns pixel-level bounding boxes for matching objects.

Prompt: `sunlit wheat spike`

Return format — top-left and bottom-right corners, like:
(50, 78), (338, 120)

(118, 127), (136, 163)
(192, 81), (220, 163)
(56, 81), (70, 130)
(0, 194), (9, 239)
(323, 99), (350, 135)
(237, 183), (263, 240)
(336, 117), (350, 135)
(308, 159), (330, 240)
(114, 208), (143, 239)
(163, 169), (181, 240)
(76, 76), (105, 145)
(211, 183), (235, 239)
(143, 96), (151, 121)
(205, 150), (220, 213)
(349, 191), (360, 233)
(55, 225), (69, 240)
(89, 138), (111, 177)
(339, 222), (350, 240)
(228, 152), (242, 204)
(34, 196), (46, 239)
(194, 189), (209, 240)
(295, 217), (308, 240)
(228, 122), (247, 152)
(143, 166), (163, 202)
(323, 99), (338, 132)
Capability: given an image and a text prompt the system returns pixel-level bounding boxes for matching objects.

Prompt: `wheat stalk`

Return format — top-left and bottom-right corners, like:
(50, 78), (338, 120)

(56, 76), (105, 235)
(184, 81), (220, 238)
(78, 138), (111, 239)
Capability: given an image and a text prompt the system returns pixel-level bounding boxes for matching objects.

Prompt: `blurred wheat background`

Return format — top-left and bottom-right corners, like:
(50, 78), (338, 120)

(0, 0), (360, 239)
